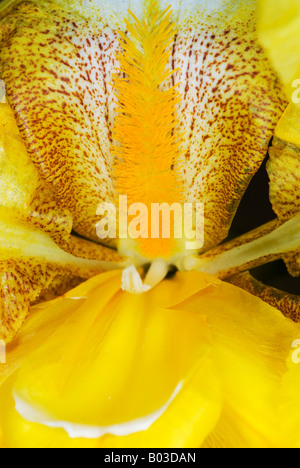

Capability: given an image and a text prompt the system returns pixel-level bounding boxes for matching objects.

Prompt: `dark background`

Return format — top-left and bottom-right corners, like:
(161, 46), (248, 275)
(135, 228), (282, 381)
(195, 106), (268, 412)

(228, 153), (300, 295)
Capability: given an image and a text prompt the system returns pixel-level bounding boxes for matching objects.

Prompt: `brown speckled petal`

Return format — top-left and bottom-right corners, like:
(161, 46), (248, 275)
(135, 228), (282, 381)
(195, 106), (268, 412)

(228, 271), (300, 322)
(0, 100), (123, 342)
(0, 212), (123, 343)
(166, 1), (286, 251)
(268, 137), (300, 277)
(0, 0), (119, 243)
(0, 102), (73, 247)
(184, 215), (300, 280)
(0, 259), (77, 343)
(0, 0), (287, 251)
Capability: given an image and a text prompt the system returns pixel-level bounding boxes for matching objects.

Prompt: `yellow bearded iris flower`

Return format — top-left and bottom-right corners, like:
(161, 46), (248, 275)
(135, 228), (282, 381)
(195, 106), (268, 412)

(0, 0), (299, 448)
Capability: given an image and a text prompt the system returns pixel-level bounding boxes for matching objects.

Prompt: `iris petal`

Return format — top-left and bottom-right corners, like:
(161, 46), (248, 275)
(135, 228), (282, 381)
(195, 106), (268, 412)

(0, 271), (299, 448)
(0, 102), (124, 342)
(258, 0), (300, 276)
(0, 0), (286, 252)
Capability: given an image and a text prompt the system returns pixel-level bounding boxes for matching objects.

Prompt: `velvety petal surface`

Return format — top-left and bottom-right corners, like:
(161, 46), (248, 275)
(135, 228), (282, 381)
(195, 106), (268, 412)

(0, 271), (299, 448)
(258, 0), (300, 276)
(0, 0), (286, 253)
(0, 101), (124, 341)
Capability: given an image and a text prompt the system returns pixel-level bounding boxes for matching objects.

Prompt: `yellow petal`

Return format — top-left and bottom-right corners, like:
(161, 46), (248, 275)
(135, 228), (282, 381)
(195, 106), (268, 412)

(203, 406), (274, 448)
(275, 103), (300, 148)
(258, 0), (300, 278)
(268, 139), (300, 223)
(0, 211), (123, 342)
(0, 0), (286, 252)
(279, 351), (300, 448)
(268, 137), (300, 276)
(178, 278), (300, 447)
(258, 2), (300, 277)
(257, 0), (300, 103)
(0, 271), (299, 448)
(0, 271), (222, 448)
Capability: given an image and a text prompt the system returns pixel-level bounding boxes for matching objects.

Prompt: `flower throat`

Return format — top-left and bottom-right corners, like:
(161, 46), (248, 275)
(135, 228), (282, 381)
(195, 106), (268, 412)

(113, 1), (184, 260)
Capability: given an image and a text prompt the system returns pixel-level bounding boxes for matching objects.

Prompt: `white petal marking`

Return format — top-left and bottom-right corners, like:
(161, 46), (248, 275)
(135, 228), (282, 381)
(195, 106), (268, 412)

(14, 382), (183, 439)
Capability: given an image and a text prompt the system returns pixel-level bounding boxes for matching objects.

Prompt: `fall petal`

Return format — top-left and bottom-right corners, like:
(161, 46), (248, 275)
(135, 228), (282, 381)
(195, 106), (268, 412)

(176, 276), (300, 448)
(202, 406), (276, 448)
(0, 101), (124, 342)
(0, 271), (222, 448)
(258, 0), (300, 277)
(279, 354), (300, 448)
(0, 211), (123, 342)
(228, 271), (300, 322)
(0, 271), (299, 447)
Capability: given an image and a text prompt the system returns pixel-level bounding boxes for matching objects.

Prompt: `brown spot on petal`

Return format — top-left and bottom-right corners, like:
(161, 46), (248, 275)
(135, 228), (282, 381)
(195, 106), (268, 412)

(0, 2), (287, 254)
(268, 137), (300, 276)
(0, 96), (124, 343)
(165, 12), (286, 251)
(228, 271), (300, 322)
(0, 1), (120, 244)
(0, 259), (76, 343)
(0, 216), (123, 343)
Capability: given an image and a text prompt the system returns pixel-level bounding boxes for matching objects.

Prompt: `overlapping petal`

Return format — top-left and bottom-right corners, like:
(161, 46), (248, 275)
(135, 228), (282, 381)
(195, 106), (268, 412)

(229, 271), (300, 322)
(0, 209), (125, 342)
(268, 138), (300, 276)
(0, 271), (299, 448)
(174, 275), (300, 448)
(257, 0), (300, 104)
(164, 0), (286, 251)
(0, 103), (73, 246)
(0, 0), (286, 253)
(258, 0), (300, 277)
(0, 0), (120, 243)
(0, 102), (124, 342)
(279, 352), (300, 448)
